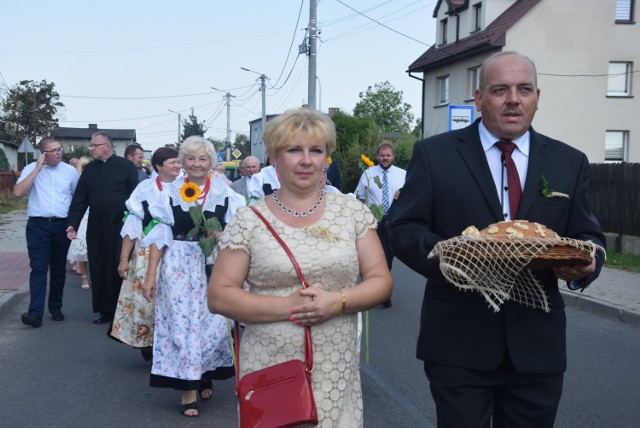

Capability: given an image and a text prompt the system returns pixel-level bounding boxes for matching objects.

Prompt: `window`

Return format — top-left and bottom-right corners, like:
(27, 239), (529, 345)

(605, 131), (628, 162)
(615, 0), (635, 22)
(473, 2), (482, 31)
(467, 66), (480, 99)
(440, 18), (448, 44)
(437, 75), (450, 105)
(607, 62), (633, 96)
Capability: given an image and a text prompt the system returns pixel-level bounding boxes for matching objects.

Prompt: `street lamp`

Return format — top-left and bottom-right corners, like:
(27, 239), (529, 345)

(168, 109), (182, 145)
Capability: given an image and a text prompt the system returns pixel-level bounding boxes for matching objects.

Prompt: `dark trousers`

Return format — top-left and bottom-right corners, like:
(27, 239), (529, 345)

(377, 217), (394, 270)
(424, 356), (563, 428)
(25, 218), (71, 319)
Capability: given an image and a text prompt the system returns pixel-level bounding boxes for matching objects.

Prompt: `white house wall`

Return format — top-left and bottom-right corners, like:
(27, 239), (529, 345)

(422, 0), (639, 163)
(505, 0), (639, 163)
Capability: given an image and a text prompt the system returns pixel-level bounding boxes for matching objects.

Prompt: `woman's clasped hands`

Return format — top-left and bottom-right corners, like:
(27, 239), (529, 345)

(288, 286), (342, 326)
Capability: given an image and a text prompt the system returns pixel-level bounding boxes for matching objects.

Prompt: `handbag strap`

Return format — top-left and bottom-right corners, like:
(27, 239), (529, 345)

(233, 206), (314, 389)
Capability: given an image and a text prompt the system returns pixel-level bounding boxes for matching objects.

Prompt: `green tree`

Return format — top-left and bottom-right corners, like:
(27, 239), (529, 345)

(330, 111), (381, 193)
(352, 81), (414, 133)
(0, 147), (9, 171)
(62, 145), (91, 163)
(207, 137), (225, 154)
(234, 133), (250, 159)
(0, 80), (64, 147)
(179, 108), (207, 148)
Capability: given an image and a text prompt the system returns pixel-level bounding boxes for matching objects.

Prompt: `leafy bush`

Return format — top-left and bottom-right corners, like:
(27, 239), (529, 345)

(0, 148), (9, 172)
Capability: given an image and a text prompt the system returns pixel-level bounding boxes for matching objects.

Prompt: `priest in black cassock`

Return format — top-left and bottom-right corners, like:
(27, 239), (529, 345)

(67, 131), (139, 324)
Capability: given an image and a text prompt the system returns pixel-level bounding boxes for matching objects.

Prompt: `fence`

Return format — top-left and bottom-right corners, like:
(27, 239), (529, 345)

(0, 172), (17, 192)
(590, 163), (640, 237)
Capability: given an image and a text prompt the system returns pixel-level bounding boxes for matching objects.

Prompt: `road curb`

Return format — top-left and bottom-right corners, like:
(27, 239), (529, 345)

(0, 280), (29, 320)
(561, 290), (640, 328)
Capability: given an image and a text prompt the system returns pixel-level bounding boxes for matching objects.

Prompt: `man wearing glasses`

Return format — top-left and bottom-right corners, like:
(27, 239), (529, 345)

(67, 132), (139, 325)
(14, 137), (79, 327)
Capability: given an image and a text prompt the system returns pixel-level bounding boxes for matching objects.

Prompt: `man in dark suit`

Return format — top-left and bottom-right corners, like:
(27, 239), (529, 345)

(231, 155), (260, 199)
(387, 51), (605, 427)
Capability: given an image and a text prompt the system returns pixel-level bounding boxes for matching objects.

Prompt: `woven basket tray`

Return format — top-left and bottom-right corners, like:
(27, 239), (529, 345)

(451, 239), (593, 270)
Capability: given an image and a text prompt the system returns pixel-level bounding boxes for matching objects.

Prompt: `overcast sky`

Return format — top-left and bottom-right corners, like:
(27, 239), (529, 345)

(0, 0), (437, 151)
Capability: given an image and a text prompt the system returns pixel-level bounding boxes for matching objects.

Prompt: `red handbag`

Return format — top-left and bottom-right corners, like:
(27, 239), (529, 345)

(233, 207), (318, 428)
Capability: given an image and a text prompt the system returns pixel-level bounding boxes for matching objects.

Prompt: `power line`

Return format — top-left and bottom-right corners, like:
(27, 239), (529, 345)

(271, 0), (306, 88)
(334, 0), (429, 46)
(60, 91), (218, 100)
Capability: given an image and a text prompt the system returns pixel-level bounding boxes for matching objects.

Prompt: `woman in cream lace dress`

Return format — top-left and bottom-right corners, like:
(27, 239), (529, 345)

(209, 108), (392, 427)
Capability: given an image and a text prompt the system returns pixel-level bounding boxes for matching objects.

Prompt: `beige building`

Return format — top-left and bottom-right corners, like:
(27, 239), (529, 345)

(409, 0), (639, 163)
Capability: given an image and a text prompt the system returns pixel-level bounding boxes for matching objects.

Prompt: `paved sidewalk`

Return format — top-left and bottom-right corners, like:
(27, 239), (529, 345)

(1, 209), (639, 326)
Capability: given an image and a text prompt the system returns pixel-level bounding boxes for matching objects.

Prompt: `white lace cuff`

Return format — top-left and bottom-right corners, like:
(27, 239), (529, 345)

(142, 222), (173, 250)
(120, 214), (143, 241)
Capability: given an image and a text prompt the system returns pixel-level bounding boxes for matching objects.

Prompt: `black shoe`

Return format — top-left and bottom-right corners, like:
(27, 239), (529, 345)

(51, 312), (65, 321)
(382, 299), (392, 308)
(21, 312), (42, 328)
(94, 313), (114, 324)
(140, 347), (153, 362)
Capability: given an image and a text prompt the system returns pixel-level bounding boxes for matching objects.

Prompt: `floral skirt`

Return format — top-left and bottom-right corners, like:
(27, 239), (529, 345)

(110, 241), (155, 348)
(151, 240), (233, 383)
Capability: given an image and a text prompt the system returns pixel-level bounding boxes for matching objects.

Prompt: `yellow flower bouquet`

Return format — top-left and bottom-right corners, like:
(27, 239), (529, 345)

(178, 179), (222, 259)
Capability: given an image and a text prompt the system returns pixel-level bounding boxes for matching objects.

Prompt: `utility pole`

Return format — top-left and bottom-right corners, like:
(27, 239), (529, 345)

(241, 67), (268, 163)
(224, 92), (234, 161)
(307, 0), (318, 110)
(168, 109), (182, 146)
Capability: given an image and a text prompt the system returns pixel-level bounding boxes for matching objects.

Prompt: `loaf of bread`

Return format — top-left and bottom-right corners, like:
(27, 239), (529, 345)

(462, 220), (560, 240)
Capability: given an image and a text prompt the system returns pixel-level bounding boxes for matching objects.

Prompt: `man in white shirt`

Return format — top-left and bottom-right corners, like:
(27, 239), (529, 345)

(355, 141), (406, 307)
(14, 137), (79, 327)
(231, 155), (260, 198)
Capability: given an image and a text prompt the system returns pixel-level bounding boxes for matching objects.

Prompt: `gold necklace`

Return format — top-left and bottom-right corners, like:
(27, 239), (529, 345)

(272, 189), (325, 218)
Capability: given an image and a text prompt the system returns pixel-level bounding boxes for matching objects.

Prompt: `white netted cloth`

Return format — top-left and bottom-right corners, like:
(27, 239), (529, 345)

(428, 236), (605, 312)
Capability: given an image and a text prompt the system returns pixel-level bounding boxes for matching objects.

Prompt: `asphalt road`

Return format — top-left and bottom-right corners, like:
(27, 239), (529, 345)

(0, 262), (638, 427)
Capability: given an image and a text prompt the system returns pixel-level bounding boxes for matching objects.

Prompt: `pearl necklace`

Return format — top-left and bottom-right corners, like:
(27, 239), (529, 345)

(272, 189), (325, 218)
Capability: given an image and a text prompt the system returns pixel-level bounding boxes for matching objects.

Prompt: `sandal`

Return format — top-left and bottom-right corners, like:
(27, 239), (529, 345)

(198, 379), (213, 400)
(81, 276), (90, 289)
(181, 401), (199, 417)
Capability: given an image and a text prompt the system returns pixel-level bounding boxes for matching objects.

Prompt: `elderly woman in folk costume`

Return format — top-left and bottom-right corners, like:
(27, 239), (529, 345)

(142, 136), (245, 417)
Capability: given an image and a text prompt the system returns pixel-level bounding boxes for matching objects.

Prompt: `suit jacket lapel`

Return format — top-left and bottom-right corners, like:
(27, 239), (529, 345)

(457, 123), (504, 221)
(519, 129), (548, 218)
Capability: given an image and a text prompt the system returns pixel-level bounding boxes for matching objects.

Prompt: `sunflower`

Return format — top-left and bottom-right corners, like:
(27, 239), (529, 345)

(360, 154), (374, 167)
(327, 156), (333, 165)
(179, 181), (201, 203)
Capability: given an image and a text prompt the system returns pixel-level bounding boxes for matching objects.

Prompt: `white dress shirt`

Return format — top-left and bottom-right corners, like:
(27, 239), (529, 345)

(17, 161), (79, 218)
(355, 164), (406, 208)
(478, 121), (530, 221)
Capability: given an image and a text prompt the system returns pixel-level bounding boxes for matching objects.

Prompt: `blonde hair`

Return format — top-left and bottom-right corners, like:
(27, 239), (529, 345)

(263, 108), (336, 159)
(76, 156), (92, 174)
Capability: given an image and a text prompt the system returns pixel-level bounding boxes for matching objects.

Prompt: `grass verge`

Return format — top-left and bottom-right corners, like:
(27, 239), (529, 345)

(605, 252), (640, 274)
(0, 189), (26, 214)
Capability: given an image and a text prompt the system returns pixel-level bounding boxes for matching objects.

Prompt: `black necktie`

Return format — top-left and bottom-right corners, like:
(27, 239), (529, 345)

(495, 141), (522, 219)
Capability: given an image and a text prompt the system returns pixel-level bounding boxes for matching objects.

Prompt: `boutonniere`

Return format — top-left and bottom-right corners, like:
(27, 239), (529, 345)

(538, 176), (570, 199)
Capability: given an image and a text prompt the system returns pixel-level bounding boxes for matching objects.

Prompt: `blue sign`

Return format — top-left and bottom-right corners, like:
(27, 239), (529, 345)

(216, 152), (225, 162)
(448, 105), (475, 131)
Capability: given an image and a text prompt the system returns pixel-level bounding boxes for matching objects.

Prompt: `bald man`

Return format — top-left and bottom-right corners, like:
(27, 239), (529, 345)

(231, 156), (260, 198)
